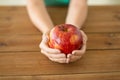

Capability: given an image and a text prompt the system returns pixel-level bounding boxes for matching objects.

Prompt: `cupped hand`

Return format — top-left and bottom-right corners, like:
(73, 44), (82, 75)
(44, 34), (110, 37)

(66, 30), (88, 63)
(39, 32), (67, 63)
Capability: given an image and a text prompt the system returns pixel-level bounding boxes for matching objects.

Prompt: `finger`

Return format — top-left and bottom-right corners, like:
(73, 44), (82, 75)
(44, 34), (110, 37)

(41, 50), (66, 59)
(69, 55), (81, 62)
(39, 37), (61, 54)
(71, 30), (87, 56)
(80, 30), (88, 42)
(40, 33), (59, 53)
(67, 54), (72, 58)
(72, 43), (87, 56)
(42, 33), (49, 43)
(66, 54), (72, 63)
(49, 57), (67, 63)
(41, 50), (49, 57)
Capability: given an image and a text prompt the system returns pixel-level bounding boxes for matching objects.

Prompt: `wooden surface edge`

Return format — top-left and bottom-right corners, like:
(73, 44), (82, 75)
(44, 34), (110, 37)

(0, 72), (120, 80)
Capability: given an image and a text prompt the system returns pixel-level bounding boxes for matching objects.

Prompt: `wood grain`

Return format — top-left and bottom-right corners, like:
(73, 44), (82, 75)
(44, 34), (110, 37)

(0, 50), (120, 75)
(0, 33), (120, 52)
(0, 6), (120, 35)
(0, 72), (120, 80)
(0, 6), (120, 80)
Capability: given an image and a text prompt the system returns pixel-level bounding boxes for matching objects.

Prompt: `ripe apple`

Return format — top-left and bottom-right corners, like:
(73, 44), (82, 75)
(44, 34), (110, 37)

(48, 24), (83, 54)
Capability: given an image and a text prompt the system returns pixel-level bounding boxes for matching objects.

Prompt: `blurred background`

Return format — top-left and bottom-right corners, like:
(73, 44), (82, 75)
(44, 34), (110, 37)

(0, 0), (120, 6)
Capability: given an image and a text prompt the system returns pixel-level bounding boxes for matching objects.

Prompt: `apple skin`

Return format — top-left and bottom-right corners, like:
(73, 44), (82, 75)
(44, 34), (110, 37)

(48, 24), (83, 54)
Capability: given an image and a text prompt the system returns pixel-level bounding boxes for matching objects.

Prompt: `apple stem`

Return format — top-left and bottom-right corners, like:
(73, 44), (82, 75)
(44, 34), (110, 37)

(58, 25), (67, 32)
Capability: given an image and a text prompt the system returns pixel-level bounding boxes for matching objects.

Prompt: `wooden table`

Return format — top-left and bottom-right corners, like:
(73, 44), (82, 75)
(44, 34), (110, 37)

(0, 6), (120, 80)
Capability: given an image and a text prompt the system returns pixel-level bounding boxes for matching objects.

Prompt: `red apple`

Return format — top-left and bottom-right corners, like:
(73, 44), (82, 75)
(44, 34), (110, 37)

(48, 24), (83, 54)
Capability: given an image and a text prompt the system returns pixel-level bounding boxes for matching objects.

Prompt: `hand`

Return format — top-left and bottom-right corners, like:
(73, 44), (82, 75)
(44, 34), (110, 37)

(66, 30), (88, 63)
(39, 32), (67, 63)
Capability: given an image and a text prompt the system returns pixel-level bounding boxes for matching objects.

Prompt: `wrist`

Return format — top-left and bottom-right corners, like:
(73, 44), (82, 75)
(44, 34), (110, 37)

(42, 25), (54, 34)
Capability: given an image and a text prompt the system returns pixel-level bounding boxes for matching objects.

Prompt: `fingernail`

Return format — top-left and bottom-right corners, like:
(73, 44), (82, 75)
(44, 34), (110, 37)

(55, 49), (60, 53)
(67, 54), (71, 58)
(72, 52), (75, 55)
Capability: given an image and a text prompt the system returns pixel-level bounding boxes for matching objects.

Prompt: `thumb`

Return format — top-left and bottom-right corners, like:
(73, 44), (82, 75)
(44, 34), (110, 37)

(42, 32), (49, 43)
(80, 30), (88, 43)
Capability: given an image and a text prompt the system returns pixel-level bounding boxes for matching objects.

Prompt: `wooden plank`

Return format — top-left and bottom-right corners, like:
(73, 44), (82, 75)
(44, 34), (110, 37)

(0, 33), (120, 52)
(0, 35), (40, 52)
(0, 72), (120, 80)
(0, 6), (120, 79)
(87, 33), (120, 50)
(0, 7), (40, 35)
(0, 6), (120, 35)
(48, 6), (120, 33)
(0, 50), (120, 75)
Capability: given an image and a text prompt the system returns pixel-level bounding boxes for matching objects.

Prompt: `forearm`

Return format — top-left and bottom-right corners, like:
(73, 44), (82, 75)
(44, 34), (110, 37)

(26, 0), (54, 33)
(65, 0), (88, 29)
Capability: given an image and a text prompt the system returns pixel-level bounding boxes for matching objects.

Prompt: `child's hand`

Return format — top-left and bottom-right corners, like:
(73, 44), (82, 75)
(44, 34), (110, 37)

(39, 32), (67, 63)
(66, 30), (88, 63)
